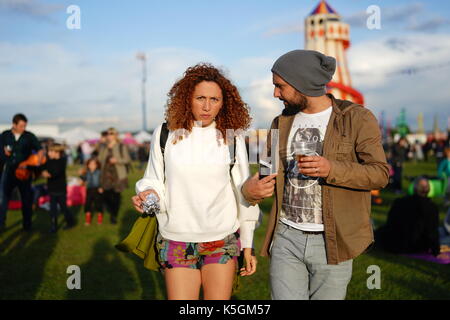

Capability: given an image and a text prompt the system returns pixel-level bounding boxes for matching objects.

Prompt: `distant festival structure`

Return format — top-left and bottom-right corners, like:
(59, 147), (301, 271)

(305, 0), (364, 105)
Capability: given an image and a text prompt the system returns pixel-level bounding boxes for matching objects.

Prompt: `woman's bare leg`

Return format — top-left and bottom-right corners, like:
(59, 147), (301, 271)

(164, 268), (201, 300)
(201, 259), (236, 300)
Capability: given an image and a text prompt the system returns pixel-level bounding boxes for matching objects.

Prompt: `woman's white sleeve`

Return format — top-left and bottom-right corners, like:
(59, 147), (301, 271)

(135, 124), (167, 213)
(231, 134), (260, 249)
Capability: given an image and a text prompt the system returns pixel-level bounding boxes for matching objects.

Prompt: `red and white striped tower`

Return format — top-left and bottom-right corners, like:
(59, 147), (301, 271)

(305, 0), (364, 105)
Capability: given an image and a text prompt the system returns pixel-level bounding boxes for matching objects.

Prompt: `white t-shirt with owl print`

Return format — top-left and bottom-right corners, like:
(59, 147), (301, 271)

(280, 106), (332, 232)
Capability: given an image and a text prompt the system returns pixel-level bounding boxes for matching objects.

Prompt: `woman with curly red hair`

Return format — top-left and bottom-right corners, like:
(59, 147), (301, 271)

(132, 63), (260, 300)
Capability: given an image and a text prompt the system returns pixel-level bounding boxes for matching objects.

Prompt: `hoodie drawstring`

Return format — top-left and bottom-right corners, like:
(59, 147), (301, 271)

(342, 113), (347, 138)
(334, 113), (347, 139)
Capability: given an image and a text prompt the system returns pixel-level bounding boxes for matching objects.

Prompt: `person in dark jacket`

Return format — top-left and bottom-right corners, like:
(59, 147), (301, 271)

(41, 144), (75, 233)
(390, 137), (409, 193)
(375, 176), (440, 256)
(0, 113), (45, 231)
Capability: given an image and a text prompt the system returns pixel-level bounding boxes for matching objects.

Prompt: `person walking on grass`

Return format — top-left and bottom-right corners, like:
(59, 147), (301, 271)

(242, 50), (389, 300)
(132, 63), (259, 300)
(0, 113), (45, 232)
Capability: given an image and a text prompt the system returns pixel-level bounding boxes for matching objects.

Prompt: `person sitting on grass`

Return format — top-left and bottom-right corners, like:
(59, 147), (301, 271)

(79, 158), (104, 226)
(41, 144), (75, 233)
(375, 176), (440, 256)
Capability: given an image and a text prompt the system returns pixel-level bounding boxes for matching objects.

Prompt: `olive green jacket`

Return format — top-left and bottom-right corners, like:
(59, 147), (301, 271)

(98, 142), (131, 182)
(259, 94), (389, 264)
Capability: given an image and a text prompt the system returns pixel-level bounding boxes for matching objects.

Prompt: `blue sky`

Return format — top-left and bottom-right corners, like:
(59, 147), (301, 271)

(1, 0), (450, 132)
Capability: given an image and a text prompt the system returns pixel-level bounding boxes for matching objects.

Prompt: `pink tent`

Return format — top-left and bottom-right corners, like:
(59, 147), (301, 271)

(86, 138), (100, 144)
(120, 133), (138, 145)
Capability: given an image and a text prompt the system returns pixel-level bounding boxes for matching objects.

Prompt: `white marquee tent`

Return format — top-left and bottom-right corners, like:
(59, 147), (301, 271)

(0, 124), (60, 139)
(59, 127), (100, 146)
(133, 130), (153, 143)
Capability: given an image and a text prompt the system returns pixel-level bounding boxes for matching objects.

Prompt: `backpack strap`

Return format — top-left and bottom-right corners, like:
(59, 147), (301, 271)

(228, 136), (236, 175)
(159, 123), (169, 157)
(159, 123), (169, 183)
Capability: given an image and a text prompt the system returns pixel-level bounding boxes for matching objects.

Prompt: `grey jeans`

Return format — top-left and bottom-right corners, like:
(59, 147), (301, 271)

(270, 222), (353, 300)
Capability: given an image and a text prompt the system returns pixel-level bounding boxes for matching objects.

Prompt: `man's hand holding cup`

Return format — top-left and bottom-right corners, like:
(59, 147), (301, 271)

(294, 141), (331, 178)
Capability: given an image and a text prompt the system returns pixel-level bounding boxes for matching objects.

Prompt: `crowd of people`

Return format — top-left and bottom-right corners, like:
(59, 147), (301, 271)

(373, 126), (450, 261)
(0, 114), (134, 233)
(375, 176), (441, 255)
(67, 133), (150, 168)
(0, 49), (449, 301)
(383, 136), (450, 194)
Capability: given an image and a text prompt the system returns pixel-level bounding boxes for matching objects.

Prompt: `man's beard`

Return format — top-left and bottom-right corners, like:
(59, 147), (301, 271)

(282, 94), (309, 116)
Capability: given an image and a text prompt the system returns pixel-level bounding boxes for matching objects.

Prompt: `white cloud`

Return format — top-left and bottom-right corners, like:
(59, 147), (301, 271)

(228, 33), (450, 132)
(245, 76), (280, 127)
(2, 34), (448, 136)
(348, 33), (450, 131)
(264, 23), (304, 37)
(228, 56), (283, 128)
(0, 43), (283, 133)
(0, 43), (217, 132)
(346, 2), (424, 29)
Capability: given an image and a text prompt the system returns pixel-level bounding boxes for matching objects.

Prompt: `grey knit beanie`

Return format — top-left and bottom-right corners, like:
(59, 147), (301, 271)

(271, 50), (336, 97)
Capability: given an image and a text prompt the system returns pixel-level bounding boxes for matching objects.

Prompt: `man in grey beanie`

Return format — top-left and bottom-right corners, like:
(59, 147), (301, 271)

(242, 50), (389, 300)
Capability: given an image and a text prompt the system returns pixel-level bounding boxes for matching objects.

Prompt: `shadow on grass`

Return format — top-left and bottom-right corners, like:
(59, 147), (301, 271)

(365, 247), (450, 299)
(0, 208), (58, 299)
(116, 209), (165, 300)
(66, 237), (137, 299)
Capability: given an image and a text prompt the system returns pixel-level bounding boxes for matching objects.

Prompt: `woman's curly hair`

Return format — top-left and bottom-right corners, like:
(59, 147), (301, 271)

(165, 63), (252, 144)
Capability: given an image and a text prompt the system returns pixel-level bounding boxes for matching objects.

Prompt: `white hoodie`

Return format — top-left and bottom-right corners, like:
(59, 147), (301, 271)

(135, 122), (259, 248)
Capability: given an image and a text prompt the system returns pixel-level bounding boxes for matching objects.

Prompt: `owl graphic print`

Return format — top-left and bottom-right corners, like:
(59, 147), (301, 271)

(280, 107), (332, 232)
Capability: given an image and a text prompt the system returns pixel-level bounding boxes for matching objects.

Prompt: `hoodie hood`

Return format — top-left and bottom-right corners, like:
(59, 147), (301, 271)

(327, 93), (362, 138)
(328, 93), (357, 114)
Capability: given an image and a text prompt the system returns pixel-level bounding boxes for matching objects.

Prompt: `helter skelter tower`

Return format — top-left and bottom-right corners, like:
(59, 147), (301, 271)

(305, 0), (364, 105)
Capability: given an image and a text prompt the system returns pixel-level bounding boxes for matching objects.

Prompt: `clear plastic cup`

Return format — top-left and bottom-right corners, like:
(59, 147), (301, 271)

(293, 141), (317, 162)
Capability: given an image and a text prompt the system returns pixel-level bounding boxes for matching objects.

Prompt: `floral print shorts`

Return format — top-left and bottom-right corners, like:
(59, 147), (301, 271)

(156, 231), (241, 269)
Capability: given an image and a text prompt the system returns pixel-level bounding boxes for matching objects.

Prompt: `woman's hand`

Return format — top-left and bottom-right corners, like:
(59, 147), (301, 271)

(132, 189), (160, 213)
(109, 157), (118, 164)
(239, 248), (257, 276)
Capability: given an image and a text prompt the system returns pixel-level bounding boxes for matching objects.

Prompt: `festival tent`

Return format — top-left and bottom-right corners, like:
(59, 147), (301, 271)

(119, 132), (139, 145)
(0, 124), (61, 141)
(59, 127), (100, 146)
(134, 130), (152, 143)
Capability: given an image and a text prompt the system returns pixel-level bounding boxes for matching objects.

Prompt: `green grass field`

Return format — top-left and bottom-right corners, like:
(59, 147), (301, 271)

(0, 160), (449, 300)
